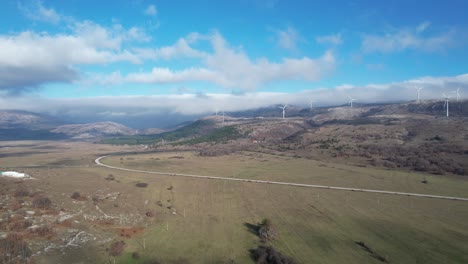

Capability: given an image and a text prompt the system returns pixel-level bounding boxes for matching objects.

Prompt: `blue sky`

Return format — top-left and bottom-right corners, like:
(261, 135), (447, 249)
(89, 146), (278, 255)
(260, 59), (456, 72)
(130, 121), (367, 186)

(0, 0), (467, 127)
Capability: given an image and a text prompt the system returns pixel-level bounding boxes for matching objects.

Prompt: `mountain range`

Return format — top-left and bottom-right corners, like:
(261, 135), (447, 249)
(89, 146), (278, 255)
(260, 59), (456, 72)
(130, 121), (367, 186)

(0, 100), (467, 141)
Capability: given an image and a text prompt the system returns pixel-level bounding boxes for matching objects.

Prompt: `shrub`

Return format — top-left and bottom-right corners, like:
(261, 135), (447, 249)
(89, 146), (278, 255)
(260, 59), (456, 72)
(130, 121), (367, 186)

(105, 174), (115, 181)
(14, 189), (30, 197)
(258, 218), (275, 241)
(8, 220), (32, 231)
(250, 245), (296, 264)
(135, 183), (148, 188)
(145, 211), (155, 217)
(109, 241), (126, 256)
(132, 252), (140, 259)
(32, 225), (54, 237)
(71, 192), (82, 200)
(0, 233), (32, 262)
(32, 197), (52, 209)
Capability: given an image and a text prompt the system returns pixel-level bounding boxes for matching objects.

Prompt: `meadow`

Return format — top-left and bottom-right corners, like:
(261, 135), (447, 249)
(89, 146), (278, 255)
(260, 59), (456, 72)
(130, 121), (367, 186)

(1, 141), (467, 263)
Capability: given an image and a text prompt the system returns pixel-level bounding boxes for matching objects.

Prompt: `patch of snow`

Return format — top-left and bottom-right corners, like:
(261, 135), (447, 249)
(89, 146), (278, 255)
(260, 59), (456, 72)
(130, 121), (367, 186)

(1, 171), (31, 178)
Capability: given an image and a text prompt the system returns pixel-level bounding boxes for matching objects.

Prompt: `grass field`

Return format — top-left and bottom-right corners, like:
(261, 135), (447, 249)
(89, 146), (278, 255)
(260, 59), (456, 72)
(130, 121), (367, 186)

(1, 141), (467, 263)
(103, 151), (468, 198)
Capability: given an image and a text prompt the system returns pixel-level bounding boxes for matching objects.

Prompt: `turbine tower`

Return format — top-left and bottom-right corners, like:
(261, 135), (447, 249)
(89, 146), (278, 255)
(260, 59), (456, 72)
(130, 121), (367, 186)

(279, 104), (288, 119)
(222, 110), (225, 123)
(309, 100), (316, 110)
(443, 93), (451, 117)
(415, 87), (423, 103)
(452, 88), (461, 101)
(348, 96), (356, 108)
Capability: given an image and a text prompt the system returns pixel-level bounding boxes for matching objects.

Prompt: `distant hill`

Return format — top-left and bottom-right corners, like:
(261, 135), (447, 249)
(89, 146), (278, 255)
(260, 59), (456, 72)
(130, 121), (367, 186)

(102, 100), (468, 146)
(101, 120), (219, 145)
(227, 105), (328, 118)
(100, 100), (468, 176)
(227, 100), (468, 119)
(1, 100), (466, 142)
(0, 110), (64, 129)
(0, 110), (140, 141)
(0, 110), (68, 140)
(52, 121), (137, 139)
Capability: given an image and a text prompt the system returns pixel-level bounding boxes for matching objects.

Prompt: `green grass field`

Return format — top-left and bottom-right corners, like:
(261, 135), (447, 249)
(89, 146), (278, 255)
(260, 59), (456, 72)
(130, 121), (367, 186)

(104, 151), (468, 198)
(1, 142), (467, 263)
(98, 151), (468, 263)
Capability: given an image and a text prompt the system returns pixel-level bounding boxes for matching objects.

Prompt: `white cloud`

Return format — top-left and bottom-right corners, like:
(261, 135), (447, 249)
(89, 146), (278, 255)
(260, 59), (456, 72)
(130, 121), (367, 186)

(0, 20), (154, 91)
(275, 26), (300, 51)
(133, 38), (206, 60)
(2, 1), (337, 93)
(1, 73), (467, 123)
(362, 22), (455, 53)
(416, 21), (431, 33)
(316, 33), (342, 46)
(18, 0), (62, 24)
(144, 4), (157, 16)
(1, 17), (335, 92)
(102, 31), (336, 89)
(0, 30), (135, 70)
(126, 68), (220, 84)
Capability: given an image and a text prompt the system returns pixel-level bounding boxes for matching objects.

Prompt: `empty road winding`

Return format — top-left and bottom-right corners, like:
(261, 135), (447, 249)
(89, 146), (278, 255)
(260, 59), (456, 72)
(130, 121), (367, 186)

(95, 155), (468, 202)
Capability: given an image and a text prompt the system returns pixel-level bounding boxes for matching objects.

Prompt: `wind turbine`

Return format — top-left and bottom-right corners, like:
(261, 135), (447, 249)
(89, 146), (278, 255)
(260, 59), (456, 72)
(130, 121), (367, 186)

(415, 87), (423, 103)
(279, 104), (288, 119)
(348, 96), (356, 108)
(443, 93), (451, 117)
(215, 108), (219, 116)
(222, 110), (225, 123)
(452, 88), (461, 101)
(309, 100), (316, 110)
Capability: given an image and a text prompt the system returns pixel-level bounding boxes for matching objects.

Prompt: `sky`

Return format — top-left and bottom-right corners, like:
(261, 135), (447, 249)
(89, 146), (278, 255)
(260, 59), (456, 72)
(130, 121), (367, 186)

(0, 0), (467, 127)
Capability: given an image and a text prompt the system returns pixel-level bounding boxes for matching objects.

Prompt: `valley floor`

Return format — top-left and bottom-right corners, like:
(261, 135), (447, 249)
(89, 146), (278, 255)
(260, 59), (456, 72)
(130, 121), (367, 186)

(0, 141), (467, 263)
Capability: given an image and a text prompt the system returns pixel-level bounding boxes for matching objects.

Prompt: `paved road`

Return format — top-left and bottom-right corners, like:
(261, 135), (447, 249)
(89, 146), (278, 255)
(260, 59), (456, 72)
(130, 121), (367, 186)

(95, 155), (468, 202)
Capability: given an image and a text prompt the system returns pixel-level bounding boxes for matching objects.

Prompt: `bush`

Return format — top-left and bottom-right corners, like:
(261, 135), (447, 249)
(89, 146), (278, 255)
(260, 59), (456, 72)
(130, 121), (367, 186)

(250, 245), (296, 264)
(32, 197), (52, 209)
(258, 219), (275, 241)
(0, 233), (32, 262)
(135, 183), (148, 188)
(71, 192), (82, 200)
(8, 220), (32, 231)
(105, 174), (115, 181)
(109, 241), (126, 256)
(30, 225), (53, 237)
(145, 211), (155, 217)
(14, 189), (30, 197)
(132, 252), (140, 259)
